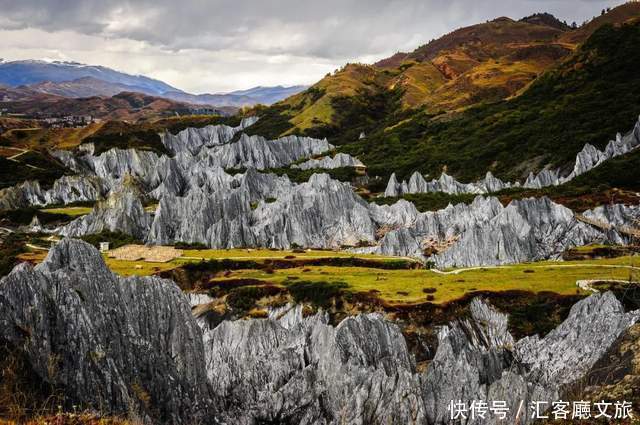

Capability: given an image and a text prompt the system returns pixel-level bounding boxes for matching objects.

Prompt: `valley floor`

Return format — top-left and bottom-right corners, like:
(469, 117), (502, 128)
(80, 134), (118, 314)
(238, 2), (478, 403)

(17, 243), (639, 305)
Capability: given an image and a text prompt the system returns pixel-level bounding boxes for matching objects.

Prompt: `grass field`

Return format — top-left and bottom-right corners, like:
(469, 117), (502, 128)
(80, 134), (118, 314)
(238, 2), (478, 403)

(16, 244), (638, 305)
(106, 248), (406, 277)
(209, 256), (639, 304)
(40, 206), (93, 217)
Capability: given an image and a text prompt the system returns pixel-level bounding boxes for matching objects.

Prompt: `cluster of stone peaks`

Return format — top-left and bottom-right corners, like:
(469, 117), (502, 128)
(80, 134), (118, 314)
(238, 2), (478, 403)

(384, 115), (640, 197)
(2, 115), (640, 268)
(0, 239), (637, 424)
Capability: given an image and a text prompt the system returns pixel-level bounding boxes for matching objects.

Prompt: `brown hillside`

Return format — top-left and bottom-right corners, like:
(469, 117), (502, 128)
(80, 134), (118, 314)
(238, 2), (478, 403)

(270, 4), (640, 133)
(560, 1), (640, 44)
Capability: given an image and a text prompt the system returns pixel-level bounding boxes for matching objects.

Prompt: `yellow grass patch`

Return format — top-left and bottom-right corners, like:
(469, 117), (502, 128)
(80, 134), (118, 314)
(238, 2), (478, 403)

(41, 206), (93, 217)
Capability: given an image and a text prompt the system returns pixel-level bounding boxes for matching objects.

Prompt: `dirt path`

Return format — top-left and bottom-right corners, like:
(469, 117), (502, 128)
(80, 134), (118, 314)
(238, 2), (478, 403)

(25, 243), (50, 251)
(576, 279), (630, 292)
(7, 148), (29, 161)
(431, 263), (640, 275)
(180, 254), (417, 262)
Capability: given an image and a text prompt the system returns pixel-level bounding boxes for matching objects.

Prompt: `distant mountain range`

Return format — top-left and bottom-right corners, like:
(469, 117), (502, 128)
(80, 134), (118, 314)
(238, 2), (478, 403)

(0, 60), (306, 107)
(0, 86), (235, 121)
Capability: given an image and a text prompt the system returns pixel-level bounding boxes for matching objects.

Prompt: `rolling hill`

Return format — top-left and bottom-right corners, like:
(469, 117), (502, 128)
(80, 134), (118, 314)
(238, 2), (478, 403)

(254, 2), (640, 138)
(245, 3), (640, 188)
(0, 60), (307, 107)
(0, 90), (231, 121)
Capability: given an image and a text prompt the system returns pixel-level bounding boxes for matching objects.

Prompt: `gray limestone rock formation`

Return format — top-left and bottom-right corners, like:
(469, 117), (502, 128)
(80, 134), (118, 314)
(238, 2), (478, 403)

(51, 164), (639, 267)
(1, 241), (637, 424)
(0, 239), (213, 424)
(421, 293), (639, 424)
(384, 171), (515, 197)
(60, 184), (151, 239)
(292, 153), (364, 170)
(197, 133), (333, 170)
(160, 116), (258, 155)
(148, 172), (376, 249)
(202, 304), (425, 424)
(0, 175), (107, 211)
(362, 196), (639, 267)
(48, 121), (332, 203)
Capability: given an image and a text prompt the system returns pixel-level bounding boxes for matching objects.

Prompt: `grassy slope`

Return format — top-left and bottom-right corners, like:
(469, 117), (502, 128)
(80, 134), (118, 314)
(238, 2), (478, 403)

(221, 257), (636, 304)
(0, 154), (69, 190)
(18, 244), (635, 305)
(250, 15), (574, 137)
(342, 20), (640, 182)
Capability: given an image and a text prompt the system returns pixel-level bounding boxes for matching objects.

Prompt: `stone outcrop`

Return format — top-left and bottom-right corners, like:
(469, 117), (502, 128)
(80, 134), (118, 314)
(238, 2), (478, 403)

(60, 184), (151, 239)
(0, 239), (212, 424)
(54, 164), (639, 267)
(421, 293), (638, 424)
(384, 171), (515, 197)
(526, 115), (640, 188)
(386, 115), (640, 195)
(292, 153), (364, 170)
(202, 304), (425, 424)
(148, 172), (376, 249)
(49, 122), (332, 202)
(0, 175), (107, 211)
(361, 196), (639, 267)
(1, 241), (637, 424)
(197, 133), (333, 170)
(160, 116), (258, 155)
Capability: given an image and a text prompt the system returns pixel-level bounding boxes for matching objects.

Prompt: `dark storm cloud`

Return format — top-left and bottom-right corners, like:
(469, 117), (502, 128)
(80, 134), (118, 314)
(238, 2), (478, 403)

(0, 0), (624, 59)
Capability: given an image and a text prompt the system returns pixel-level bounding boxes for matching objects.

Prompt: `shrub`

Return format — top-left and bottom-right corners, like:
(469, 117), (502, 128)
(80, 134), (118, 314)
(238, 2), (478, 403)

(286, 281), (348, 309)
(226, 286), (269, 312)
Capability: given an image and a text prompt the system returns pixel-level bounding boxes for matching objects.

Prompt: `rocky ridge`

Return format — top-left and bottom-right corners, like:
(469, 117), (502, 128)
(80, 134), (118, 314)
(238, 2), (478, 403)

(147, 172), (375, 249)
(0, 117), (333, 211)
(60, 183), (151, 239)
(0, 175), (107, 211)
(292, 153), (364, 170)
(363, 196), (639, 267)
(385, 115), (640, 197)
(54, 165), (638, 267)
(0, 239), (212, 424)
(1, 239), (637, 424)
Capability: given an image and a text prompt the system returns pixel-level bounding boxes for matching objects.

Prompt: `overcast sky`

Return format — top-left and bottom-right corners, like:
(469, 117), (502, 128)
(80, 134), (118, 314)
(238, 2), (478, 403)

(0, 0), (624, 93)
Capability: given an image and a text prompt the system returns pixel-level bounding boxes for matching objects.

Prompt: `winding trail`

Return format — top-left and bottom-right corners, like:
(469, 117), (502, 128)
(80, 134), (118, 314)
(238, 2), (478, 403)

(430, 263), (640, 275)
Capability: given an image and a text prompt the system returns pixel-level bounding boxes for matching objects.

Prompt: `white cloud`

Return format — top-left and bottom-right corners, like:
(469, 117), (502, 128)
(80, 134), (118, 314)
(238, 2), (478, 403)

(0, 0), (625, 92)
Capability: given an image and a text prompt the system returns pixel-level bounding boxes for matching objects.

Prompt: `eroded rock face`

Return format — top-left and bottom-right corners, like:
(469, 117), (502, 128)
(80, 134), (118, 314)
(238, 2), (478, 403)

(0, 175), (107, 211)
(148, 172), (375, 249)
(1, 242), (637, 424)
(0, 239), (213, 424)
(60, 184), (151, 239)
(385, 171), (515, 197)
(421, 293), (639, 424)
(292, 153), (364, 170)
(160, 116), (258, 156)
(55, 167), (639, 267)
(361, 196), (639, 267)
(202, 305), (425, 424)
(199, 133), (333, 170)
(48, 120), (332, 203)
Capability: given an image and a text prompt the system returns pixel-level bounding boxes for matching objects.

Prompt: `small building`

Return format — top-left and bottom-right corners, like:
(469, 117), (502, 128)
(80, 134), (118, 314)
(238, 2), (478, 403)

(99, 242), (110, 253)
(354, 164), (368, 175)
